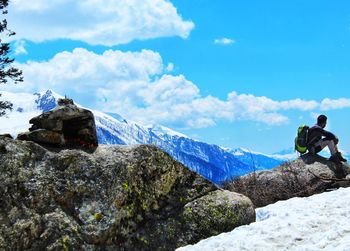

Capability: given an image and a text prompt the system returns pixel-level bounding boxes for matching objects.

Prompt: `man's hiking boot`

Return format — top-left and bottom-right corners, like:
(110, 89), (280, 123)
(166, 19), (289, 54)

(329, 152), (347, 164)
(337, 152), (347, 162)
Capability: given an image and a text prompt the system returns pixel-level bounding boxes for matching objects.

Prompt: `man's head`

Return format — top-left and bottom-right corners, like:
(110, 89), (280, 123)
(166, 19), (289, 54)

(317, 114), (327, 128)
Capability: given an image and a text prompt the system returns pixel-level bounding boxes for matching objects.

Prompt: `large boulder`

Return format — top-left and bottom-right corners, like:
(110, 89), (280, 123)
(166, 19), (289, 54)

(0, 136), (255, 251)
(17, 98), (98, 148)
(224, 153), (350, 207)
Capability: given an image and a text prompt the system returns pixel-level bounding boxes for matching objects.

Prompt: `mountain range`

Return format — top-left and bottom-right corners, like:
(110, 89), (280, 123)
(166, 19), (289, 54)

(0, 90), (292, 184)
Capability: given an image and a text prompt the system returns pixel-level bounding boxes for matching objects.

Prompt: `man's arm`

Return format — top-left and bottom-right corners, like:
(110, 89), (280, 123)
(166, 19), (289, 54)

(320, 128), (336, 140)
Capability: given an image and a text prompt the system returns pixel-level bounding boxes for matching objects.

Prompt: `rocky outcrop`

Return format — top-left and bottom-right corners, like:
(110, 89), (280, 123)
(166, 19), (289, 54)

(17, 98), (98, 148)
(224, 153), (350, 207)
(0, 136), (255, 251)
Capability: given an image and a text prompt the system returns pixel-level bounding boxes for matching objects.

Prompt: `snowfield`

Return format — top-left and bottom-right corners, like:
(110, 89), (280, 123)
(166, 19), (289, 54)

(177, 187), (350, 251)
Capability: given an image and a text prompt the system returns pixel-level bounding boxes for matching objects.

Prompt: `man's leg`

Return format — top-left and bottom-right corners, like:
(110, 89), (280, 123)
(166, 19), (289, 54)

(320, 139), (347, 163)
(325, 139), (338, 156)
(314, 139), (338, 155)
(310, 139), (346, 162)
(311, 139), (329, 154)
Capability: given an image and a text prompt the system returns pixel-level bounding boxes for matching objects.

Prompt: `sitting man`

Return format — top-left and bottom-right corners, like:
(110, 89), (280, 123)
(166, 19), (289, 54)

(307, 114), (347, 163)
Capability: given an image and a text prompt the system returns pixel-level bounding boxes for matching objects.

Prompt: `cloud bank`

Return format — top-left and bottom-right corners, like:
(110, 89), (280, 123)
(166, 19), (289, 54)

(7, 49), (350, 129)
(8, 0), (194, 46)
(214, 38), (235, 45)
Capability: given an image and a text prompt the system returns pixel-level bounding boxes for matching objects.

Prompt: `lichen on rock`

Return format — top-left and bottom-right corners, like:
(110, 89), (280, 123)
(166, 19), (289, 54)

(0, 137), (255, 250)
(182, 190), (255, 237)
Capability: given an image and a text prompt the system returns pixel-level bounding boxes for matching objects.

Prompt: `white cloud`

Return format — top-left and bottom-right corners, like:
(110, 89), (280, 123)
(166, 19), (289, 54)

(279, 99), (319, 111)
(214, 38), (235, 45)
(11, 0), (68, 12)
(166, 63), (174, 72)
(8, 0), (194, 46)
(7, 48), (350, 129)
(320, 98), (350, 110)
(14, 40), (27, 55)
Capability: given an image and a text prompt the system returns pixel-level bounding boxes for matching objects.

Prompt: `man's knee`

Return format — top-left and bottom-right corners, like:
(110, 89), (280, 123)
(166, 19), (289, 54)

(314, 145), (322, 153)
(327, 137), (339, 145)
(326, 140), (337, 155)
(333, 137), (339, 145)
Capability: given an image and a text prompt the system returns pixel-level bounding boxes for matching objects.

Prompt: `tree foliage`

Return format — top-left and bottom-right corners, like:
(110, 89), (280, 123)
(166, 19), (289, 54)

(0, 0), (23, 116)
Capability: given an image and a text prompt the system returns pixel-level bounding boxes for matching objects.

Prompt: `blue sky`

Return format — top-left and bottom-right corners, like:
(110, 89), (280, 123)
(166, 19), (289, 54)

(3, 0), (350, 153)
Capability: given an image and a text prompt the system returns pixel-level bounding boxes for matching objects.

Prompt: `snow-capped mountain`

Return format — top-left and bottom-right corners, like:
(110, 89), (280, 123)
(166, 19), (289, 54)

(270, 148), (299, 161)
(230, 148), (286, 171)
(0, 90), (287, 184)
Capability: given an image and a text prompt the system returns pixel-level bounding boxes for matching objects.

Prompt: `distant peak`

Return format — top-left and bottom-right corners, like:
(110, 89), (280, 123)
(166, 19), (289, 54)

(45, 89), (53, 95)
(35, 90), (64, 99)
(34, 90), (62, 112)
(147, 124), (189, 138)
(231, 147), (262, 155)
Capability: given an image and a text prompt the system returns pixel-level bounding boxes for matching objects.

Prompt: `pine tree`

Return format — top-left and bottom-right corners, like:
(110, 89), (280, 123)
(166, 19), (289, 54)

(0, 0), (23, 116)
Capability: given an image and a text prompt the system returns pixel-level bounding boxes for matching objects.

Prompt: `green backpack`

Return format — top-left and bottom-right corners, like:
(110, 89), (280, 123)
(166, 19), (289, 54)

(295, 125), (309, 154)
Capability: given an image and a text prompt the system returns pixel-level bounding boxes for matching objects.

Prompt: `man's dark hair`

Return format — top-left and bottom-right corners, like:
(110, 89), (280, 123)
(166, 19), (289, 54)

(317, 114), (327, 125)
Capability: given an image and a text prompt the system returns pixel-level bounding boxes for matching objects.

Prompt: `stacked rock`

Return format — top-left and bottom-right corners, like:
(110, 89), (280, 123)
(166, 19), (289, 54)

(17, 98), (98, 148)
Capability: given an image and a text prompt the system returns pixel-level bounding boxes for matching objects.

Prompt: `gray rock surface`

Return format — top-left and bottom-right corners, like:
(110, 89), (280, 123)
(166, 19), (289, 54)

(225, 153), (350, 207)
(0, 137), (255, 250)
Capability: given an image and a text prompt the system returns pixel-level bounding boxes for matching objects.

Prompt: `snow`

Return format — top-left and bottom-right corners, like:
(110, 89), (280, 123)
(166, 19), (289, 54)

(231, 147), (290, 160)
(0, 91), (42, 137)
(237, 147), (264, 156)
(147, 124), (189, 138)
(177, 188), (350, 251)
(0, 91), (39, 112)
(231, 150), (244, 156)
(268, 152), (299, 161)
(0, 111), (40, 137)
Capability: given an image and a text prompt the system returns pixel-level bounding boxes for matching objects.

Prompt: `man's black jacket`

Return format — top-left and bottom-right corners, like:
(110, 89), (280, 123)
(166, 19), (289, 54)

(307, 125), (336, 148)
